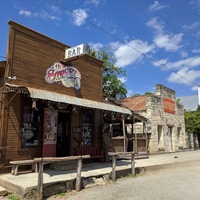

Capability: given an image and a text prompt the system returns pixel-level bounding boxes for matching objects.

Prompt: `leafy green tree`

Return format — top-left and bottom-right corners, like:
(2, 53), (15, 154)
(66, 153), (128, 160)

(185, 106), (200, 133)
(88, 47), (127, 98)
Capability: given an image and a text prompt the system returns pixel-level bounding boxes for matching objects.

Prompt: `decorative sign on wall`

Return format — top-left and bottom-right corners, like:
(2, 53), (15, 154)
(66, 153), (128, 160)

(45, 62), (81, 90)
(163, 98), (175, 114)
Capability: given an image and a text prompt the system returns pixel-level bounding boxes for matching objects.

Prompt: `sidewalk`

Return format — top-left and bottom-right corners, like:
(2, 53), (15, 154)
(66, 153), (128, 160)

(0, 150), (199, 199)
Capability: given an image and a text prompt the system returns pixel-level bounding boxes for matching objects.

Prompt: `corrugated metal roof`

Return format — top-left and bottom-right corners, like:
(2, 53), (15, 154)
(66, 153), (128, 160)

(178, 95), (199, 111)
(120, 96), (146, 111)
(6, 83), (132, 115)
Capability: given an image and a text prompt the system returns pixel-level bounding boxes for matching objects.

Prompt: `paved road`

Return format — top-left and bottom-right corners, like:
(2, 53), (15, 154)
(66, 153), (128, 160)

(48, 159), (200, 200)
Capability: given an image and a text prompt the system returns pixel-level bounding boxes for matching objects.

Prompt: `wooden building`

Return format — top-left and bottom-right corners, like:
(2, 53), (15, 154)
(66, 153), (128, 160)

(0, 21), (146, 168)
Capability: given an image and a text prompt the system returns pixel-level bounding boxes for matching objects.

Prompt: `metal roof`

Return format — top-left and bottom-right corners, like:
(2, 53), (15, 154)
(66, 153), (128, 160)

(178, 95), (199, 111)
(6, 83), (132, 115)
(120, 96), (146, 111)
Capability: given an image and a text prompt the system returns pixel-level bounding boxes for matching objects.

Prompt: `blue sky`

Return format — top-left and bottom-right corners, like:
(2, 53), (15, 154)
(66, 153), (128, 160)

(1, 0), (200, 99)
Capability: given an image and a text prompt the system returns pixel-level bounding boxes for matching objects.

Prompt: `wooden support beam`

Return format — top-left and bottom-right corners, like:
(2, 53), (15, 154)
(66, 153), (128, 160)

(37, 161), (43, 200)
(111, 155), (116, 182)
(108, 151), (135, 182)
(76, 158), (82, 191)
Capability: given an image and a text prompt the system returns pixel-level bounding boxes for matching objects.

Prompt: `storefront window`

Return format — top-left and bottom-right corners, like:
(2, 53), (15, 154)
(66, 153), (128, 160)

(82, 109), (93, 145)
(21, 98), (41, 148)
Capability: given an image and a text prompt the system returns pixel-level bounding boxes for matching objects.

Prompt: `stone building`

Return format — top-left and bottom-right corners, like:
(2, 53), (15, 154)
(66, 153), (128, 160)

(121, 84), (187, 154)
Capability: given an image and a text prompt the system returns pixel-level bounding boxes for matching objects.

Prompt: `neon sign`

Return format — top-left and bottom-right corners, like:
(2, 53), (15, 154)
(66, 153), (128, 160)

(45, 62), (81, 90)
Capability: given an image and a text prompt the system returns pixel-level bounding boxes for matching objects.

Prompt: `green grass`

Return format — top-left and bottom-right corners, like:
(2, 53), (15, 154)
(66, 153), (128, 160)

(55, 192), (66, 197)
(8, 194), (21, 200)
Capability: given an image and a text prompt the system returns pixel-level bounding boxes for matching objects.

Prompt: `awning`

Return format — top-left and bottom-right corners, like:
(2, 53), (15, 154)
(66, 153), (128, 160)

(5, 84), (132, 115)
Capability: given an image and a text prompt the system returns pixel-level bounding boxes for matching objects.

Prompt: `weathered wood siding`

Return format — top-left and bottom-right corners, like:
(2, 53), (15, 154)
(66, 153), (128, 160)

(6, 21), (103, 102)
(0, 62), (6, 87)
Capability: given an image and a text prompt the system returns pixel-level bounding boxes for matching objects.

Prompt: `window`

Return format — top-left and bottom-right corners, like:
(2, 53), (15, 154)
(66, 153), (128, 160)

(21, 98), (41, 148)
(81, 109), (93, 145)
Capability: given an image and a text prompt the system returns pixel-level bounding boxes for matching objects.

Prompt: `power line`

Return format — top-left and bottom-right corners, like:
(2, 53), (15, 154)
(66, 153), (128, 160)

(51, 0), (198, 87)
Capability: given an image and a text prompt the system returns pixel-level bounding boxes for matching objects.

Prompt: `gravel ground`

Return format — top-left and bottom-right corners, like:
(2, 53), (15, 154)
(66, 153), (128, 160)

(46, 160), (200, 200)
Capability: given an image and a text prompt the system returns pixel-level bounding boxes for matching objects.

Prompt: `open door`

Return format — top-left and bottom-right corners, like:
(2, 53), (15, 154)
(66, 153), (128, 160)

(57, 111), (70, 157)
(42, 108), (58, 157)
(168, 127), (173, 152)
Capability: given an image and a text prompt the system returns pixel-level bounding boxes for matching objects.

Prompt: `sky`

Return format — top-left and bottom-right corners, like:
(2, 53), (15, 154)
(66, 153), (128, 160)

(1, 0), (200, 100)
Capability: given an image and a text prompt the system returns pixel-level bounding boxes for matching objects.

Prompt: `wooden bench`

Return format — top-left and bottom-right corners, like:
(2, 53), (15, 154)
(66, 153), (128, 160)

(10, 160), (38, 176)
(74, 146), (104, 162)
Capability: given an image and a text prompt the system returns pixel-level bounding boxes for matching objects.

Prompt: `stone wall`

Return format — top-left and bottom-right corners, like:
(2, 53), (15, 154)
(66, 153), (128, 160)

(135, 85), (187, 154)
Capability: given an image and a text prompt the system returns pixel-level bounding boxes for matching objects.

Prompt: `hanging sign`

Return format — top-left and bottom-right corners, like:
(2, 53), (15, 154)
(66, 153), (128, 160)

(65, 44), (88, 59)
(45, 62), (81, 90)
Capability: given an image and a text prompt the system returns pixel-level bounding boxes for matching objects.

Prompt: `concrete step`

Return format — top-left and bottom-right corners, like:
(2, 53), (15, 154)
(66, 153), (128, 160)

(0, 185), (8, 196)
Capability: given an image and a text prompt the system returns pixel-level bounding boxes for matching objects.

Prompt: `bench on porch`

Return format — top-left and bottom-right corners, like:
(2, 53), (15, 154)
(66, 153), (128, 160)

(74, 146), (104, 162)
(10, 160), (38, 176)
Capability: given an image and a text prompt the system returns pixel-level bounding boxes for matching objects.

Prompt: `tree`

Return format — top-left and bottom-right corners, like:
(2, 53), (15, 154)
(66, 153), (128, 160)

(88, 47), (127, 98)
(184, 106), (200, 133)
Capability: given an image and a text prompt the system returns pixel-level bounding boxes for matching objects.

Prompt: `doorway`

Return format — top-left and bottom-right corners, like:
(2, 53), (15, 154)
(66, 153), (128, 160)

(57, 111), (70, 157)
(168, 127), (173, 152)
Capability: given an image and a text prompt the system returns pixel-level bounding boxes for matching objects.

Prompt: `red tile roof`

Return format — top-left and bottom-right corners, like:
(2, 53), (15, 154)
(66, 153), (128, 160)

(120, 96), (146, 111)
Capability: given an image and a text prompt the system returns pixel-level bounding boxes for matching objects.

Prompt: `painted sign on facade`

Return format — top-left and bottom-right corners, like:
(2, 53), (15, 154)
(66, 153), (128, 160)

(45, 62), (81, 90)
(163, 98), (175, 114)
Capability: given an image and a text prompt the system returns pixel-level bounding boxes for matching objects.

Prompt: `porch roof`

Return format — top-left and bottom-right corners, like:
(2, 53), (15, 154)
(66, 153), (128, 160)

(5, 83), (132, 115)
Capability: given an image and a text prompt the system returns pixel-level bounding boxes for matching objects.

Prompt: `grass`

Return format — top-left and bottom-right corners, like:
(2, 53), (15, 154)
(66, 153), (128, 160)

(8, 194), (21, 200)
(55, 192), (66, 197)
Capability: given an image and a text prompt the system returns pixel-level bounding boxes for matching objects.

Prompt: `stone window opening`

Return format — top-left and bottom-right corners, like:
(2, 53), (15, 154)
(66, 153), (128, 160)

(158, 125), (164, 150)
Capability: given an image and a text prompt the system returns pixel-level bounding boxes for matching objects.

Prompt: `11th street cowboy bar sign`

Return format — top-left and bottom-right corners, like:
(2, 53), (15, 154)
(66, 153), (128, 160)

(45, 62), (81, 90)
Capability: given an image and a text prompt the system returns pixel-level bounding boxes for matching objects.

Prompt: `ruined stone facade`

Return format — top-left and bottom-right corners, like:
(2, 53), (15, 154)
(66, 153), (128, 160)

(146, 85), (187, 154)
(122, 84), (187, 154)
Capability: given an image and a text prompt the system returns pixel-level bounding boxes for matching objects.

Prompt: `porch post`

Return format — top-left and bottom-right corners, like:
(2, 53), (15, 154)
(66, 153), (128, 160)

(122, 114), (126, 152)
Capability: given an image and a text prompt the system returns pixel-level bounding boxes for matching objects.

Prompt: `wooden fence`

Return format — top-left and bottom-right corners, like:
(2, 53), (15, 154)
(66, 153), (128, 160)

(33, 155), (90, 200)
(108, 151), (135, 182)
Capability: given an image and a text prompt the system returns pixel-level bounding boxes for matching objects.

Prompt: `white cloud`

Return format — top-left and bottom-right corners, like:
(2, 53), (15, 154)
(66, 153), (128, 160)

(182, 22), (200, 30)
(192, 48), (200, 53)
(112, 40), (155, 68)
(18, 9), (60, 21)
(168, 67), (200, 85)
(88, 42), (104, 50)
(39, 10), (61, 21)
(149, 1), (168, 12)
(50, 5), (62, 15)
(146, 18), (164, 33)
(147, 18), (183, 51)
(73, 9), (88, 26)
(180, 51), (188, 58)
(190, 0), (200, 12)
(152, 58), (169, 70)
(165, 56), (200, 70)
(19, 10), (32, 17)
(153, 33), (183, 51)
(85, 0), (100, 6)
